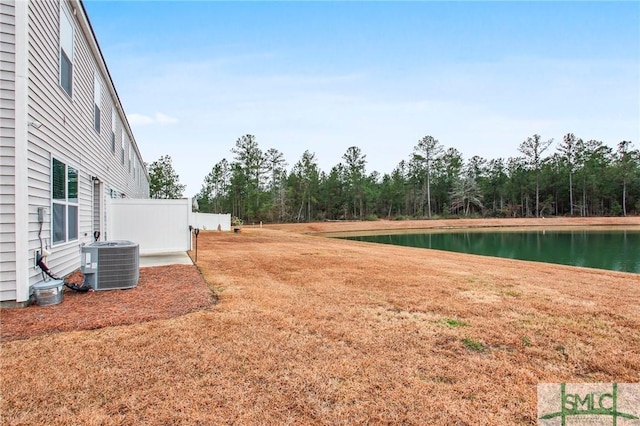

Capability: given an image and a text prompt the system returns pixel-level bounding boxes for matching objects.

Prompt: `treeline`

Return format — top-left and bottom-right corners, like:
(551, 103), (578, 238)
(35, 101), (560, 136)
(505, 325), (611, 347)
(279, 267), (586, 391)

(194, 134), (640, 223)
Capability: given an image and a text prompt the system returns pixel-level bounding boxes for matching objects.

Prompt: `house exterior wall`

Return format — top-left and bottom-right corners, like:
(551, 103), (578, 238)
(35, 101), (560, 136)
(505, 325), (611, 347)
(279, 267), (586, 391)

(0, 0), (149, 303)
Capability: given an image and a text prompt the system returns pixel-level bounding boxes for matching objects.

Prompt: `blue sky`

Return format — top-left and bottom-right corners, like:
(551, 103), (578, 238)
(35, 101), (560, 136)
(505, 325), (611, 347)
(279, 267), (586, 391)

(83, 1), (640, 196)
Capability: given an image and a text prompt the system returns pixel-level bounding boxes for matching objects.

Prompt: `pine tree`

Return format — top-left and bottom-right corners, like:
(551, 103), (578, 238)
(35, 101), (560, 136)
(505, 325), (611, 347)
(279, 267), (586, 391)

(147, 155), (185, 199)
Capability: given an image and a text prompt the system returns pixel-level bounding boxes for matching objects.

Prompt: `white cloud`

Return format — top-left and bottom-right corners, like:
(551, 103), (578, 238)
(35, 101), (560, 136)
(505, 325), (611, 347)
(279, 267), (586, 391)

(128, 113), (153, 126)
(128, 112), (179, 126)
(155, 113), (179, 124)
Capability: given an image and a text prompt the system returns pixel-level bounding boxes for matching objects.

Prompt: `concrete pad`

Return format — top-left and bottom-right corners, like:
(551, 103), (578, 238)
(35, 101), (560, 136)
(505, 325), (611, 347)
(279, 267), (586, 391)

(139, 252), (193, 267)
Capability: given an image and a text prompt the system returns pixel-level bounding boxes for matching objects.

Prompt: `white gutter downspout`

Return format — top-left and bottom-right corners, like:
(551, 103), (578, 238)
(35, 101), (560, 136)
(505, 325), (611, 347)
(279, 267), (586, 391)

(14, 0), (30, 302)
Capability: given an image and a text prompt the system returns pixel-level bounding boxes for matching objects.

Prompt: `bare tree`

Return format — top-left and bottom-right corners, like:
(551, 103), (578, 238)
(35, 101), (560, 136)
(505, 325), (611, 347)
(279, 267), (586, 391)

(450, 177), (484, 216)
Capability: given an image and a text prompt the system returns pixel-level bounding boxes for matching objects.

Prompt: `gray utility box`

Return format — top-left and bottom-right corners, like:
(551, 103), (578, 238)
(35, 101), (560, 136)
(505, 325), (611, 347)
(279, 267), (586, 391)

(81, 241), (139, 290)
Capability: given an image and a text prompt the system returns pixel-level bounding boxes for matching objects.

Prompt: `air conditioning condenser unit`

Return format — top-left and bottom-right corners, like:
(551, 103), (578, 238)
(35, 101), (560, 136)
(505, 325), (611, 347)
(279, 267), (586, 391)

(81, 241), (139, 290)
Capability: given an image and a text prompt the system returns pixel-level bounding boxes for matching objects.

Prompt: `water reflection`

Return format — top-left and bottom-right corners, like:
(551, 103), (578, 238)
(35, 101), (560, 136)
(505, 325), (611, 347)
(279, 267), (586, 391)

(345, 230), (640, 274)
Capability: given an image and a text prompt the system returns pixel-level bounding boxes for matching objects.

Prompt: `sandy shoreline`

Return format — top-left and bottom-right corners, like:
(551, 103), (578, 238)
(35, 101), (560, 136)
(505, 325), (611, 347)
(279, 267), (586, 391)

(260, 216), (640, 236)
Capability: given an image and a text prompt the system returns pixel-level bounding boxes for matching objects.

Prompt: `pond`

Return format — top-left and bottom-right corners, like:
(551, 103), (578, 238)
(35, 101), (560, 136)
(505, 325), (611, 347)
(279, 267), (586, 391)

(343, 230), (640, 273)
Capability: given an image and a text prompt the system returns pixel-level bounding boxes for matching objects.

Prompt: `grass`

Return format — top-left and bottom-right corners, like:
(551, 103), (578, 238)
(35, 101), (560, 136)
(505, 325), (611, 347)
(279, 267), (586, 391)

(462, 337), (486, 352)
(443, 317), (468, 327)
(1, 217), (639, 425)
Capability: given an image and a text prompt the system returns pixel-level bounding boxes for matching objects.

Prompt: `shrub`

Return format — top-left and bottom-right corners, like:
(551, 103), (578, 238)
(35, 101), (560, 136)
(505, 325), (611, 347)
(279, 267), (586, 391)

(610, 201), (623, 217)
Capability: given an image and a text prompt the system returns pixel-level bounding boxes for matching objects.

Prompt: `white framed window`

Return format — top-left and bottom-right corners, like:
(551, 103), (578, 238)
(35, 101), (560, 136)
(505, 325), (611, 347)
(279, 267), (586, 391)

(52, 158), (79, 245)
(59, 7), (73, 97)
(93, 74), (101, 133)
(110, 107), (116, 153)
(128, 143), (132, 173)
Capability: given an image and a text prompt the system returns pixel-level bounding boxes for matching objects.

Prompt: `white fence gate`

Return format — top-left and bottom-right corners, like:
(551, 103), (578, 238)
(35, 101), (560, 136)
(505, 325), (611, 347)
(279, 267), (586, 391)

(107, 198), (232, 254)
(108, 198), (192, 254)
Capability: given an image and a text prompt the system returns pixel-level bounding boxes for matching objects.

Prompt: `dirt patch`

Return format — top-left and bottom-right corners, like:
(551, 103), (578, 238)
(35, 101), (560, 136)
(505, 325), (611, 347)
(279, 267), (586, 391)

(1, 218), (638, 425)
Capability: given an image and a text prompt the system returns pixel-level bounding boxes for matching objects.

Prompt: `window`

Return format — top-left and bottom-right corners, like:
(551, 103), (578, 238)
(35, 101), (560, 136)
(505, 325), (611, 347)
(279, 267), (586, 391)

(110, 108), (116, 153)
(121, 129), (125, 164)
(128, 143), (132, 173)
(93, 74), (101, 133)
(59, 8), (73, 96)
(52, 158), (78, 244)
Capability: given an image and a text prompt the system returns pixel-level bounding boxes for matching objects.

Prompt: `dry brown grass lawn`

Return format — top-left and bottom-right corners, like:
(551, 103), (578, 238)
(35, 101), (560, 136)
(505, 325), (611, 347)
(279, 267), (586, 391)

(1, 217), (639, 425)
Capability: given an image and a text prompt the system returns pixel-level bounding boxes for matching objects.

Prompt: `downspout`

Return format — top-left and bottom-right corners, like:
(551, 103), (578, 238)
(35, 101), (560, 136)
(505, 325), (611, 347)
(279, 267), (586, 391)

(15, 0), (30, 302)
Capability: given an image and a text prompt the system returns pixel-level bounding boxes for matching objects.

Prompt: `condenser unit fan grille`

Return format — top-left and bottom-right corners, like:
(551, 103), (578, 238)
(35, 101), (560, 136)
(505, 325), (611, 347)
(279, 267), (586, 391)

(97, 245), (139, 289)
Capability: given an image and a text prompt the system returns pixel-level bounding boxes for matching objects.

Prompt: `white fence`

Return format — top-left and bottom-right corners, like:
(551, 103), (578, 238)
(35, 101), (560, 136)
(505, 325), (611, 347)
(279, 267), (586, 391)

(107, 198), (230, 254)
(190, 212), (231, 231)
